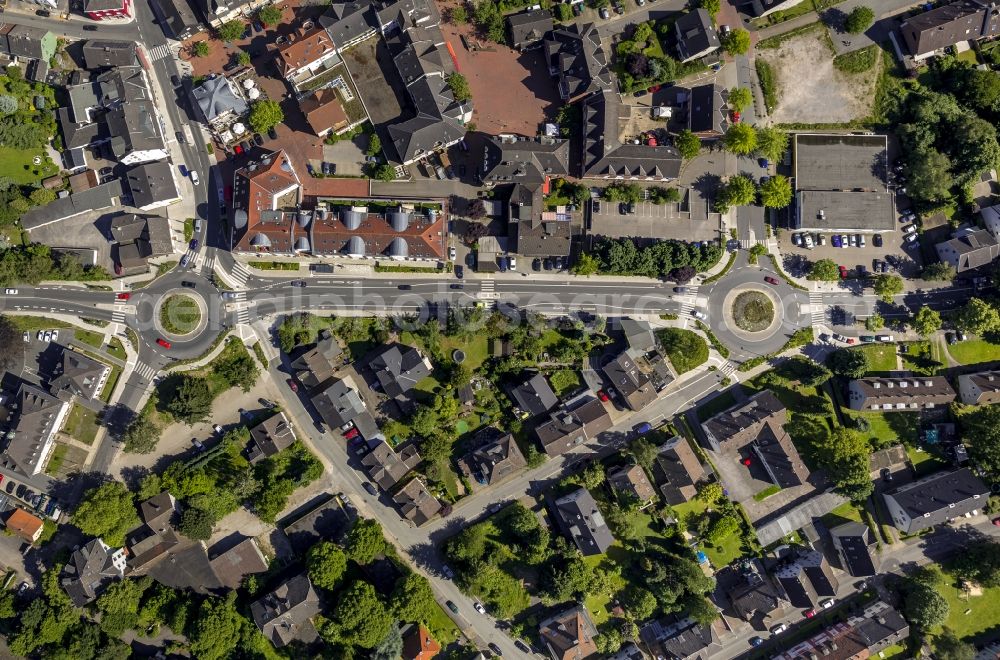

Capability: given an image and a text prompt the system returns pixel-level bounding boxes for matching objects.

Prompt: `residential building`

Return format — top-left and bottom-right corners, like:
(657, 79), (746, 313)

(900, 0), (1000, 59)
(310, 201), (448, 261)
(20, 182), (123, 231)
(84, 0), (133, 20)
(125, 492), (181, 576)
(552, 487), (615, 555)
(507, 9), (553, 50)
(869, 444), (908, 480)
(5, 383), (69, 477)
(847, 376), (957, 411)
(793, 133), (895, 235)
(688, 84), (727, 138)
(82, 40), (137, 69)
(361, 440), (422, 490)
(727, 559), (788, 629)
(543, 23), (613, 101)
(282, 495), (355, 553)
(983, 203), (1000, 237)
(125, 161), (181, 211)
(829, 521), (878, 577)
(110, 213), (173, 269)
(507, 372), (559, 418)
(538, 604), (600, 660)
(620, 319), (676, 392)
(106, 101), (169, 164)
(607, 644), (646, 660)
(457, 433), (527, 486)
(640, 617), (724, 660)
(401, 623), (442, 660)
(535, 396), (612, 456)
(393, 477), (441, 526)
(49, 349), (111, 401)
(193, 75), (249, 127)
(6, 508), (44, 543)
(482, 135), (570, 188)
(674, 8), (720, 62)
(602, 352), (657, 411)
(581, 91), (683, 180)
(506, 182), (573, 259)
(290, 330), (343, 390)
(276, 26), (340, 88)
(319, 1), (378, 51)
(197, 0), (274, 26)
(61, 538), (127, 607)
(6, 25), (56, 62)
(773, 546), (839, 609)
(299, 88), (350, 136)
(312, 378), (379, 439)
(735, 0), (809, 18)
(371, 343), (433, 399)
(232, 151), (302, 254)
(936, 228), (1000, 273)
(773, 600), (909, 660)
(208, 535), (269, 590)
(607, 464), (656, 505)
(653, 435), (706, 505)
(251, 573), (321, 648)
(152, 0), (202, 40)
(883, 466), (990, 534)
(958, 369), (1000, 405)
(247, 412), (297, 463)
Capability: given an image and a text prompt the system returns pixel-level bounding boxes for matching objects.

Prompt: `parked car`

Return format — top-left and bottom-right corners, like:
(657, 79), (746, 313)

(193, 438), (205, 452)
(213, 424), (224, 435)
(903, 224), (917, 234)
(905, 233), (918, 243)
(600, 6), (610, 17)
(449, 246), (457, 260)
(253, 133), (264, 147)
(344, 427), (360, 440)
(223, 59), (240, 72)
(171, 74), (182, 87)
(873, 234), (883, 247)
(321, 161), (335, 175)
(876, 335), (894, 342)
(860, 335), (876, 343)
(22, 331), (28, 343)
(634, 422), (652, 435)
(362, 481), (378, 497)
(514, 641), (532, 654)
(533, 258), (542, 271)
(831, 234), (842, 248)
(252, 20), (263, 33)
(488, 643), (503, 656)
(692, 309), (707, 320)
(838, 265), (848, 279)
(597, 389), (610, 402)
(267, 126), (278, 140)
(445, 600), (459, 614)
(156, 338), (171, 349)
(287, 378), (299, 392)
(474, 602), (486, 615)
(791, 233), (802, 247)
(840, 234), (849, 247)
(804, 609), (816, 618)
(750, 637), (763, 647)
(190, 171), (200, 185)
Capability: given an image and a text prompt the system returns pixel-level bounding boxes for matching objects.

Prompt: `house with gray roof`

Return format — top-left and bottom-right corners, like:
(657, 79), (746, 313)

(936, 228), (1000, 273)
(830, 521), (878, 577)
(208, 535), (269, 590)
(291, 330), (344, 390)
(320, 1), (378, 50)
(482, 135), (569, 187)
(847, 376), (956, 411)
(125, 161), (181, 211)
(49, 349), (111, 401)
(552, 487), (615, 555)
(773, 546), (839, 609)
(507, 372), (559, 418)
(543, 22), (613, 101)
(582, 90), (683, 180)
(883, 467), (989, 534)
(393, 477), (441, 526)
(900, 0), (1000, 59)
(282, 495), (355, 553)
(82, 40), (137, 69)
(361, 440), (422, 490)
(193, 75), (248, 126)
(106, 100), (169, 165)
(247, 412), (297, 463)
(653, 435), (706, 505)
(727, 559), (788, 629)
(6, 25), (55, 61)
(507, 8), (552, 50)
(251, 573), (321, 648)
(773, 600), (909, 660)
(674, 8), (720, 62)
(457, 433), (527, 486)
(535, 396), (612, 456)
(688, 83), (727, 138)
(506, 182), (573, 259)
(109, 213), (173, 269)
(371, 343), (433, 399)
(602, 352), (657, 411)
(21, 181), (123, 231)
(5, 382), (69, 476)
(61, 538), (127, 607)
(312, 377), (379, 439)
(154, 0), (202, 40)
(640, 616), (724, 660)
(958, 369), (1000, 405)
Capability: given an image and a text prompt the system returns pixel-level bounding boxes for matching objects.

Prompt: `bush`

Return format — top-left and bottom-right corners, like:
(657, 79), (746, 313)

(657, 328), (709, 374)
(844, 5), (874, 34)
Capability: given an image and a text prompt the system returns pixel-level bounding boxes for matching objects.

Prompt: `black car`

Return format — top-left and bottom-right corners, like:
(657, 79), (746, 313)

(223, 59), (240, 72)
(242, 25), (252, 39)
(5, 481), (14, 494)
(455, 265), (463, 278)
(252, 20), (263, 33)
(514, 641), (532, 654)
(450, 283), (464, 290)
(619, 202), (628, 215)
(83, 25), (98, 31)
(267, 127), (278, 140)
(947, 332), (957, 345)
(445, 600), (459, 614)
(171, 74), (182, 87)
(543, 258), (553, 270)
(253, 133), (264, 147)
(15, 484), (26, 498)
(873, 234), (883, 247)
(99, 166), (114, 176)
(881, 468), (893, 482)
(488, 643), (503, 656)
(614, 2), (624, 13)
(362, 482), (378, 496)
(321, 161), (335, 175)
(189, 239), (199, 250)
(532, 258), (541, 271)
(398, 284), (412, 290)
(36, 9), (51, 16)
(240, 140), (251, 153)
(181, 281), (196, 288)
(290, 280), (307, 288)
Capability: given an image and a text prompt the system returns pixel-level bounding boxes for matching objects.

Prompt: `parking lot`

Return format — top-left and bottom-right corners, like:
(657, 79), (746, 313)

(588, 195), (720, 242)
(779, 224), (923, 278)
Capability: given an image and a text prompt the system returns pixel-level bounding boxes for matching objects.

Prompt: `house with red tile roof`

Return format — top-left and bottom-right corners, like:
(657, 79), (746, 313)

(276, 26), (340, 89)
(402, 623), (441, 659)
(310, 200), (447, 260)
(6, 508), (44, 543)
(232, 151), (303, 254)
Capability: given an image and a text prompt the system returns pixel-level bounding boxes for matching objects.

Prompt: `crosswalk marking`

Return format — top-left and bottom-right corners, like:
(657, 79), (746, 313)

(231, 262), (252, 287)
(808, 292), (826, 328)
(112, 311), (126, 323)
(148, 45), (172, 61)
(720, 360), (739, 377)
(235, 307), (250, 324)
(676, 284), (700, 315)
(204, 254), (215, 271)
(132, 361), (157, 381)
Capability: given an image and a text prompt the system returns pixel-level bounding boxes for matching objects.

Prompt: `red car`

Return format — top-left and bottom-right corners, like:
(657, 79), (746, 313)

(764, 276), (778, 285)
(597, 389), (610, 402)
(114, 262), (122, 275)
(156, 338), (171, 349)
(116, 292), (130, 300)
(992, 517), (1000, 527)
(732, 111), (741, 122)
(838, 265), (849, 279)
(344, 427), (360, 440)
(804, 609), (816, 619)
(287, 378), (299, 393)
(234, 144), (244, 155)
(647, 84), (662, 93)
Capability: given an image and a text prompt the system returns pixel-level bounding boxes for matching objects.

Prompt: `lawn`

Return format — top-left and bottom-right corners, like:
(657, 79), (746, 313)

(548, 369), (580, 397)
(845, 410), (918, 449)
(160, 295), (201, 335)
(900, 340), (943, 375)
(906, 444), (948, 478)
(657, 328), (709, 375)
(441, 333), (489, 371)
(106, 337), (127, 361)
(753, 485), (781, 501)
(0, 146), (59, 185)
(937, 577), (1000, 641)
(63, 404), (99, 446)
(855, 343), (898, 373)
(7, 317), (72, 332)
(45, 444), (68, 476)
(671, 498), (748, 567)
(820, 501), (863, 529)
(73, 328), (105, 350)
(696, 389), (739, 422)
(946, 339), (1000, 366)
(582, 552), (628, 625)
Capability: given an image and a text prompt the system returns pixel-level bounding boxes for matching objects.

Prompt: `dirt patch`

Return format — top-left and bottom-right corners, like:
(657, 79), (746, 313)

(758, 30), (881, 124)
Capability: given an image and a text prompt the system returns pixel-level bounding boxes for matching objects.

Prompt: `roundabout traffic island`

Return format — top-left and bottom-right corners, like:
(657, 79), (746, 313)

(159, 294), (202, 336)
(732, 291), (775, 332)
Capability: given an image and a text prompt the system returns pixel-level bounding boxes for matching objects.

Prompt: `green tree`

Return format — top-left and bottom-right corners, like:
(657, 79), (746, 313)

(191, 41), (210, 58)
(727, 88), (752, 113)
(178, 507), (215, 540)
(705, 512), (740, 545)
(908, 146), (953, 202)
(844, 5), (875, 33)
(122, 413), (160, 454)
(722, 123), (758, 155)
(699, 0), (720, 16)
(903, 579), (949, 630)
(542, 554), (594, 602)
(366, 133), (382, 156)
(73, 481), (139, 547)
(189, 593), (247, 660)
(571, 252), (600, 275)
(372, 625), (403, 660)
(370, 163), (396, 181)
(236, 50), (251, 66)
(166, 375), (213, 424)
(959, 404), (1000, 481)
(212, 342), (259, 392)
(872, 274), (903, 303)
(828, 348), (868, 378)
(817, 427), (873, 501)
(327, 581), (393, 648)
(0, 591), (14, 619)
(448, 5), (468, 23)
(248, 99), (284, 134)
(675, 129), (701, 160)
(29, 188), (56, 206)
(721, 28), (751, 55)
(755, 126), (789, 163)
(697, 481), (723, 503)
(0, 95), (17, 115)
(865, 312), (884, 331)
(96, 577), (150, 637)
(629, 437), (658, 472)
(935, 629), (976, 660)
(758, 174), (792, 208)
(950, 538), (1000, 587)
(346, 519), (388, 564)
(715, 174), (756, 211)
(446, 73), (471, 102)
(956, 297), (1000, 335)
(390, 573), (437, 622)
(217, 20), (245, 42)
(922, 261), (956, 281)
(257, 4), (282, 26)
(620, 584), (658, 620)
(307, 541), (348, 591)
(913, 306), (942, 336)
(649, 186), (682, 204)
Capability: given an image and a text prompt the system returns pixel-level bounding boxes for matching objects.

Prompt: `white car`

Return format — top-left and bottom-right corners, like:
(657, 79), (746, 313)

(190, 171), (200, 185)
(509, 256), (517, 270)
(4, 288), (16, 294)
(474, 602), (487, 615)
(848, 234), (856, 247)
(803, 234), (814, 249)
(821, 599), (835, 609)
(448, 246), (456, 260)
(51, 330), (58, 342)
(832, 333), (847, 343)
(212, 424), (224, 435)
(36, 331), (43, 341)
(771, 623), (788, 634)
(43, 331), (52, 342)
(817, 234), (826, 246)
(791, 233), (802, 246)
(22, 331), (28, 343)
(905, 233), (918, 243)
(858, 235), (866, 248)
(903, 224), (917, 234)
(692, 310), (708, 321)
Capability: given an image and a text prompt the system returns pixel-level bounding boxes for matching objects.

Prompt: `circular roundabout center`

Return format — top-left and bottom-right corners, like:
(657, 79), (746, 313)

(731, 291), (775, 332)
(158, 294), (203, 336)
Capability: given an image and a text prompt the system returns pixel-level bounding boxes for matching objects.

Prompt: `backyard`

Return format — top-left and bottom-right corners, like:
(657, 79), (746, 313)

(671, 497), (751, 568)
(62, 404), (100, 446)
(856, 343), (899, 373)
(946, 338), (1000, 365)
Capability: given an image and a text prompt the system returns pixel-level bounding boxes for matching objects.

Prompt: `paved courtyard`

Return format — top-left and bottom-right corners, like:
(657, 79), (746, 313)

(590, 195), (721, 242)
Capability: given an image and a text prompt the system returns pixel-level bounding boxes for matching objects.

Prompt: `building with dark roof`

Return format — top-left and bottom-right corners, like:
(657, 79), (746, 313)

(688, 83), (727, 138)
(291, 330), (343, 390)
(247, 412), (297, 463)
(5, 382), (69, 476)
(602, 352), (657, 411)
(82, 40), (137, 69)
(61, 538), (127, 607)
(829, 521), (878, 577)
(773, 546), (839, 609)
(106, 101), (169, 165)
(371, 343), (433, 399)
(393, 477), (441, 526)
(232, 151), (302, 254)
(320, 1), (378, 51)
(312, 378), (379, 439)
(607, 464), (656, 504)
(507, 9), (553, 50)
(482, 135), (570, 187)
(543, 22), (613, 101)
(674, 8), (720, 62)
(640, 617), (723, 660)
(535, 396), (612, 456)
(152, 0), (202, 40)
(282, 495), (355, 554)
(702, 389), (786, 451)
(193, 75), (248, 126)
(727, 559), (787, 629)
(110, 213), (173, 269)
(581, 91), (683, 180)
(125, 492), (182, 576)
(936, 228), (1000, 273)
(553, 487), (615, 555)
(20, 181), (123, 231)
(653, 435), (706, 505)
(773, 600), (909, 660)
(125, 161), (181, 211)
(958, 369), (1000, 405)
(6, 25), (55, 61)
(507, 372), (559, 418)
(49, 349), (111, 401)
(539, 604), (600, 660)
(457, 433), (527, 486)
(900, 0), (1000, 59)
(506, 182), (573, 259)
(250, 573), (321, 648)
(208, 535), (269, 590)
(848, 376), (956, 411)
(883, 467), (990, 534)
(362, 440), (422, 490)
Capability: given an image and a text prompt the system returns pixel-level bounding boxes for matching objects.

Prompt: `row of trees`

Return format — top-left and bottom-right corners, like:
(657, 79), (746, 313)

(714, 173), (792, 212)
(0, 244), (109, 287)
(601, 182), (680, 205)
(586, 237), (723, 280)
